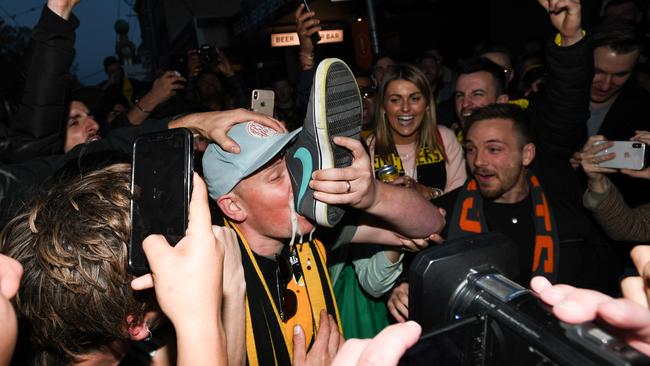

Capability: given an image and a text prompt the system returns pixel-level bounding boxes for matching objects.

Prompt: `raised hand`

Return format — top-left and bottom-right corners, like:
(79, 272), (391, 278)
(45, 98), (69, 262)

(537, 0), (583, 46)
(47, 0), (80, 19)
(147, 71), (186, 104)
(295, 3), (322, 70)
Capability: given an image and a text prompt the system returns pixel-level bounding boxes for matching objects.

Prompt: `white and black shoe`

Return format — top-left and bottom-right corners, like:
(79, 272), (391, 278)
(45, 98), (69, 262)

(286, 58), (362, 227)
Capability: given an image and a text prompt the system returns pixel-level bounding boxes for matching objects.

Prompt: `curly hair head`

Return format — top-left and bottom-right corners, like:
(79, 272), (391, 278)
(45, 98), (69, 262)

(0, 163), (148, 365)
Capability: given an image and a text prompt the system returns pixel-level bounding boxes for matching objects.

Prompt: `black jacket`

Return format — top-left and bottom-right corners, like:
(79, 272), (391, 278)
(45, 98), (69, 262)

(7, 6), (78, 163)
(596, 79), (650, 207)
(0, 119), (169, 229)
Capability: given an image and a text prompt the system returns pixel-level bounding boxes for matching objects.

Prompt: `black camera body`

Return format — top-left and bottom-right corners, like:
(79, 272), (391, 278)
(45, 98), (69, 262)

(196, 43), (218, 67)
(403, 233), (650, 366)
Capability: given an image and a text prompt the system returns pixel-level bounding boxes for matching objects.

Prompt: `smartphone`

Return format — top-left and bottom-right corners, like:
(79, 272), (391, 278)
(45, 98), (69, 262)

(251, 89), (275, 117)
(129, 128), (194, 275)
(169, 54), (188, 78)
(595, 140), (646, 170)
(301, 0), (321, 44)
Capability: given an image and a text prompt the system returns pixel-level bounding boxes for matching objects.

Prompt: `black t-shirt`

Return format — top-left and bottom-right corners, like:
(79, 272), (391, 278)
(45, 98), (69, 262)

(483, 196), (535, 284)
(434, 190), (536, 285)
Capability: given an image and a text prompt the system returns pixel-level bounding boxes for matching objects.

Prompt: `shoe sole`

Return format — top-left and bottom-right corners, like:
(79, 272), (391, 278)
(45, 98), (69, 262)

(312, 59), (362, 226)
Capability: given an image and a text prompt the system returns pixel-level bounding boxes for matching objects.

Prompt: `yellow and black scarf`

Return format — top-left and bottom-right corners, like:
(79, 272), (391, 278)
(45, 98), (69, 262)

(447, 174), (560, 281)
(225, 221), (340, 365)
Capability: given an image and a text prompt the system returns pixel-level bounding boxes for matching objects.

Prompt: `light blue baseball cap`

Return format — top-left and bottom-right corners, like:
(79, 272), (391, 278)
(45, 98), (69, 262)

(202, 122), (301, 199)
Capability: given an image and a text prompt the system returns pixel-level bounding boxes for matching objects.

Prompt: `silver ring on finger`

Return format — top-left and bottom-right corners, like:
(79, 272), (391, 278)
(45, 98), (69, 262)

(346, 181), (352, 193)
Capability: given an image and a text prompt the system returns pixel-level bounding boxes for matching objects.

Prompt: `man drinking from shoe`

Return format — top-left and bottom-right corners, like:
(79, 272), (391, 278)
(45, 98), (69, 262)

(202, 120), (443, 365)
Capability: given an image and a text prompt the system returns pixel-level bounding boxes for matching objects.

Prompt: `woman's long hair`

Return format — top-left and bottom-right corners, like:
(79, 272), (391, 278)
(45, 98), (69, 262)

(372, 63), (445, 160)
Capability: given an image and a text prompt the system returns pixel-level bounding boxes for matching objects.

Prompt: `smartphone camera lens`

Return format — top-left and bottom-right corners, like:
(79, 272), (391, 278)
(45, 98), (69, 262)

(633, 143), (642, 148)
(253, 91), (258, 99)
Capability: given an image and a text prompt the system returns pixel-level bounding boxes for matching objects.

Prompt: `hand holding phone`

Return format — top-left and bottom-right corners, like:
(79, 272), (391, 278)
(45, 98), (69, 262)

(131, 174), (225, 319)
(299, 0), (321, 45)
(595, 140), (647, 170)
(129, 128), (194, 275)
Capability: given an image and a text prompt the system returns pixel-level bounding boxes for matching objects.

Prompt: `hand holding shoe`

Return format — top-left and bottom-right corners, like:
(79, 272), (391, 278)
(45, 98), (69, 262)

(310, 136), (376, 210)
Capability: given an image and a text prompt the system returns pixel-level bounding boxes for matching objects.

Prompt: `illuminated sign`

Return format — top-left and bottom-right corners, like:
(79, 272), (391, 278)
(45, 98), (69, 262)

(271, 30), (344, 47)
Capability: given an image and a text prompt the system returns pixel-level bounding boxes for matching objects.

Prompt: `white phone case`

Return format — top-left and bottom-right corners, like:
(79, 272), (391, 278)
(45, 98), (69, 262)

(251, 89), (275, 117)
(596, 141), (646, 170)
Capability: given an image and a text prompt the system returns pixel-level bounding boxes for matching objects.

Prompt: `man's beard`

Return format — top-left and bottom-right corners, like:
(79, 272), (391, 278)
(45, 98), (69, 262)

(477, 184), (507, 201)
(473, 165), (525, 202)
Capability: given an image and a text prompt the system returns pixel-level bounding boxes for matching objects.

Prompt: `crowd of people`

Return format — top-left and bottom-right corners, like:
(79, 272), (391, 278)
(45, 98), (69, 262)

(0, 0), (650, 365)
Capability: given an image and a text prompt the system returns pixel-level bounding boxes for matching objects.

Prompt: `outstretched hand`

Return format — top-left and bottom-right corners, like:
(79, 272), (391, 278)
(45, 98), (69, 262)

(169, 108), (286, 153)
(532, 276), (650, 356)
(331, 321), (421, 366)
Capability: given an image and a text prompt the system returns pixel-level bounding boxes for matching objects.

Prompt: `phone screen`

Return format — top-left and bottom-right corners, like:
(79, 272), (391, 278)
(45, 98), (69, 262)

(129, 128), (193, 275)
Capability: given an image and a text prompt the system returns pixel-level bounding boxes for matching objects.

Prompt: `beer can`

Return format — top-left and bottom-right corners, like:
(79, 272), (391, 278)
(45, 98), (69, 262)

(377, 164), (399, 182)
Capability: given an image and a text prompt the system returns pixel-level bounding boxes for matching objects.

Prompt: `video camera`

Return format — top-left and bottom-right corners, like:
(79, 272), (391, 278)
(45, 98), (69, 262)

(402, 232), (650, 366)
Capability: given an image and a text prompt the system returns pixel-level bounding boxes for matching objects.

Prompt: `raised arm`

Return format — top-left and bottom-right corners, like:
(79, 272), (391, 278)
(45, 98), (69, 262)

(8, 0), (80, 163)
(530, 0), (592, 159)
(310, 136), (445, 238)
(132, 175), (228, 366)
(126, 71), (186, 125)
(47, 0), (80, 19)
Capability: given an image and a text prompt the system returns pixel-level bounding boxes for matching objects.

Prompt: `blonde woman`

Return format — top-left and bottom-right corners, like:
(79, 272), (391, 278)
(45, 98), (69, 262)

(368, 63), (466, 199)
(332, 64), (466, 331)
